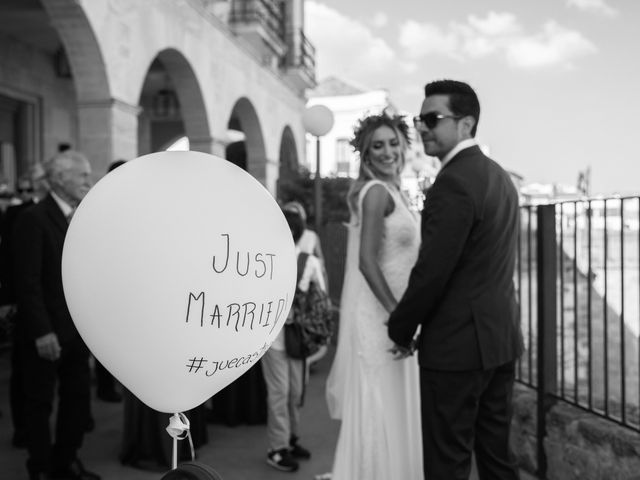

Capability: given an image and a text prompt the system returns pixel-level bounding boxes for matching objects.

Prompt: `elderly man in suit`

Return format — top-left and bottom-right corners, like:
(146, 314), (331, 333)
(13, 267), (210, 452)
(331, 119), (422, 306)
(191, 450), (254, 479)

(0, 162), (49, 448)
(12, 150), (100, 479)
(388, 80), (523, 480)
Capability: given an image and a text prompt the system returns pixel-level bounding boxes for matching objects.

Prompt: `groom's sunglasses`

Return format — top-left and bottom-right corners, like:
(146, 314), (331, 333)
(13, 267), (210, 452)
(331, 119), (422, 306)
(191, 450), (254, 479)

(413, 112), (462, 130)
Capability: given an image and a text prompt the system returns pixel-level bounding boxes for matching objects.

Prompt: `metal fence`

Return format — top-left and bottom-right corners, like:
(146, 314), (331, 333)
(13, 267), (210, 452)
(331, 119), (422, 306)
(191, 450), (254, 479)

(517, 197), (640, 475)
(284, 28), (316, 82)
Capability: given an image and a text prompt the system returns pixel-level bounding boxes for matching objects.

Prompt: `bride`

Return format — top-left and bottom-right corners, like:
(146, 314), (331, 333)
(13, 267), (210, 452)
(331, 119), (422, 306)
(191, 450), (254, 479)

(324, 112), (424, 480)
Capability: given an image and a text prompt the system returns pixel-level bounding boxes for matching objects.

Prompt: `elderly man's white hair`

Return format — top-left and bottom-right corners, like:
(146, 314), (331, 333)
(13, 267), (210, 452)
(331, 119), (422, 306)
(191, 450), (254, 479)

(44, 150), (89, 179)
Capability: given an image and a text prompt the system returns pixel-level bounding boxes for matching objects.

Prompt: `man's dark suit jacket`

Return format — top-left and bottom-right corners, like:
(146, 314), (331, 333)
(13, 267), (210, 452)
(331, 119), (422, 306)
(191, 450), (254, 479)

(388, 145), (523, 371)
(0, 199), (35, 305)
(12, 194), (80, 344)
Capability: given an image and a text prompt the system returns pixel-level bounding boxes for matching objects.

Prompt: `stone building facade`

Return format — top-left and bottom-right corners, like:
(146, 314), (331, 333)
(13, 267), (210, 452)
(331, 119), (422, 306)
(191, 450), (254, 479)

(0, 0), (315, 195)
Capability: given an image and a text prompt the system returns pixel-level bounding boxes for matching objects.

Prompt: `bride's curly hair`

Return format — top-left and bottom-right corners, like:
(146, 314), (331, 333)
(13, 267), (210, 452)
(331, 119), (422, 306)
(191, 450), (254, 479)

(349, 112), (411, 155)
(347, 111), (411, 219)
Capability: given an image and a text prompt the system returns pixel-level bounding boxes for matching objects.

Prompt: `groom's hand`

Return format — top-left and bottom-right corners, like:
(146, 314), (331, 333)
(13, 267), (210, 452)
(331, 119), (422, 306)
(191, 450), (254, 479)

(389, 343), (413, 360)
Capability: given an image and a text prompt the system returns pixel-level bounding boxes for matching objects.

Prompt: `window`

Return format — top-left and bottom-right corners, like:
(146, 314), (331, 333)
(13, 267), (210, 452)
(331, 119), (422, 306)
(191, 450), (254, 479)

(335, 138), (351, 177)
(0, 91), (39, 196)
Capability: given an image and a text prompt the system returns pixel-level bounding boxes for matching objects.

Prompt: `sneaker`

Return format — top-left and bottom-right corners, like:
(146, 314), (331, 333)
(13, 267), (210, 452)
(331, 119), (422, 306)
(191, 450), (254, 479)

(289, 440), (311, 460)
(267, 448), (299, 472)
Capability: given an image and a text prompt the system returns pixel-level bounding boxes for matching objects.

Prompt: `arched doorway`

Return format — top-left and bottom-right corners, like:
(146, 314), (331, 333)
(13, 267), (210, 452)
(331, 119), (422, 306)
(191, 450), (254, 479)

(0, 0), (110, 187)
(137, 49), (209, 155)
(225, 117), (247, 170)
(226, 98), (266, 185)
(276, 125), (299, 199)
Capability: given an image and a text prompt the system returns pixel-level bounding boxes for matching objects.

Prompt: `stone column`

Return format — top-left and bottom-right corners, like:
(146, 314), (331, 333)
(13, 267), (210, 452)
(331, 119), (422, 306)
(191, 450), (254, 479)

(77, 97), (140, 177)
(283, 0), (303, 64)
(264, 156), (279, 197)
(246, 155), (279, 196)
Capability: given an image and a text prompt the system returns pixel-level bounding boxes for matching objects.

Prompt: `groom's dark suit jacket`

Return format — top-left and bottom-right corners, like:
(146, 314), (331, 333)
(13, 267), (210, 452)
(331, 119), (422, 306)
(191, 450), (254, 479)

(389, 145), (523, 371)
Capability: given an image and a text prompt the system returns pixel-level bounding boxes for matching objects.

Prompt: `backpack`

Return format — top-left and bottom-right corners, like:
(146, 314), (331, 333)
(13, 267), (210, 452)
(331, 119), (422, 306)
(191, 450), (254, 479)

(284, 252), (334, 360)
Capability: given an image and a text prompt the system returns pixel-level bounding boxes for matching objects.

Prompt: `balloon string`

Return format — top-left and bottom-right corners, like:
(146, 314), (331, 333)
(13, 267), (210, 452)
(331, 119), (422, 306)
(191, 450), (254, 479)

(166, 412), (195, 469)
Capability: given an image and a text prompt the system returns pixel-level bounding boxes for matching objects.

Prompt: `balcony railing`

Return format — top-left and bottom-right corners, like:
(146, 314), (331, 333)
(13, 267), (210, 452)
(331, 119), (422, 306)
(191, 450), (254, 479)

(517, 197), (640, 476)
(284, 28), (316, 86)
(229, 0), (285, 44)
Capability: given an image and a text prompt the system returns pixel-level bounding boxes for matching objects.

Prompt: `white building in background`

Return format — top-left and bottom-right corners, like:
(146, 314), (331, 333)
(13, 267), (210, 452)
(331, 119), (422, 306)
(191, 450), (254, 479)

(305, 77), (389, 178)
(305, 77), (439, 208)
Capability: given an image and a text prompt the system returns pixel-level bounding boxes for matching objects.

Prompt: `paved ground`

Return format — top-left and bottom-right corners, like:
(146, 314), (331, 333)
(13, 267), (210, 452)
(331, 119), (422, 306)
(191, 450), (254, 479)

(0, 346), (536, 480)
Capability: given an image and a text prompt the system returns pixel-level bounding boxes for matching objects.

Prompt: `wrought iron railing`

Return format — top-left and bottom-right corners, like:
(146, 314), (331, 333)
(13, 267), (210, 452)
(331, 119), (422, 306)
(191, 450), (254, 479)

(517, 197), (640, 475)
(229, 0), (285, 42)
(284, 28), (316, 82)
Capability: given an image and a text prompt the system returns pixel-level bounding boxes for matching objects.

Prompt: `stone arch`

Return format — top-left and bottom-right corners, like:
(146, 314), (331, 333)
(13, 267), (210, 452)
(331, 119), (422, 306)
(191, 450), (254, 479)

(279, 125), (299, 173)
(137, 48), (210, 155)
(227, 98), (267, 185)
(40, 0), (110, 102)
(37, 0), (120, 173)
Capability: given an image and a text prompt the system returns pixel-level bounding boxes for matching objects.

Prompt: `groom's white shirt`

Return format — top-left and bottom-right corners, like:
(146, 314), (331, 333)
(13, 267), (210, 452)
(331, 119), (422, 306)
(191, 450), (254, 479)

(441, 138), (477, 168)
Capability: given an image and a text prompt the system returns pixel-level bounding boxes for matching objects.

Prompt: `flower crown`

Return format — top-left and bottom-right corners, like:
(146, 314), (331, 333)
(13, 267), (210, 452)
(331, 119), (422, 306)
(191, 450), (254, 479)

(349, 111), (411, 154)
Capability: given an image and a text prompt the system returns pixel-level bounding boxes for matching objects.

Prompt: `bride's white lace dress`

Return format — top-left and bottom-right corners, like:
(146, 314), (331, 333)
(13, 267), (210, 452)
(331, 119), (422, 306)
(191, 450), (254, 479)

(326, 180), (424, 480)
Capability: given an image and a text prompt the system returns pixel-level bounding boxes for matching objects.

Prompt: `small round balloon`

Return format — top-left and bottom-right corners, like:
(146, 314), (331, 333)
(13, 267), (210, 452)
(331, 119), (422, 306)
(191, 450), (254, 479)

(303, 104), (334, 137)
(62, 151), (296, 413)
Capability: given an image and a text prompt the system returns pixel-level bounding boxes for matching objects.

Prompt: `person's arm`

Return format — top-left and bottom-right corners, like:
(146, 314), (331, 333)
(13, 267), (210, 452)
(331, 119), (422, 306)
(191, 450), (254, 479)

(308, 255), (326, 293)
(297, 254), (326, 293)
(359, 184), (397, 314)
(12, 210), (60, 360)
(311, 231), (325, 263)
(307, 230), (329, 290)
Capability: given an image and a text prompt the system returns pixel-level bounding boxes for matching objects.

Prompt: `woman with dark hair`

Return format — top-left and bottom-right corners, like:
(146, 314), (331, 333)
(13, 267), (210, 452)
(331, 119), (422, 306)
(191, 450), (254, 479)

(324, 113), (423, 479)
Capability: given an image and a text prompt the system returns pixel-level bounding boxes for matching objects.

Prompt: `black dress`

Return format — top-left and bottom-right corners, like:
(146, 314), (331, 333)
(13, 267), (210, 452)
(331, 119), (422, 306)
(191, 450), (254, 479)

(207, 360), (267, 426)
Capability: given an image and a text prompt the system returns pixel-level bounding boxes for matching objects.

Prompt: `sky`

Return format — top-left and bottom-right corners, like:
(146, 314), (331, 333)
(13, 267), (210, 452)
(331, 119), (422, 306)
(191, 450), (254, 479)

(304, 0), (640, 195)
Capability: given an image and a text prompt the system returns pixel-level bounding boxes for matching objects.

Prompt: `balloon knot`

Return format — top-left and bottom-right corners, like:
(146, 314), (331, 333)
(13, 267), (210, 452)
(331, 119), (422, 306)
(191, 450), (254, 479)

(166, 412), (195, 467)
(166, 412), (191, 440)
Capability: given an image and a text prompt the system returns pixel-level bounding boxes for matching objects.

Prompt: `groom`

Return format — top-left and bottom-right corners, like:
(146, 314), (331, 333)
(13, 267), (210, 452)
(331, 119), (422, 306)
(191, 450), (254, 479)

(388, 79), (523, 480)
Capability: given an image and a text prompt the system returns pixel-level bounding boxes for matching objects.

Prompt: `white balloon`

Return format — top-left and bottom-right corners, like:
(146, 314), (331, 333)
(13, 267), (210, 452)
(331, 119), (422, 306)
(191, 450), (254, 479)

(62, 151), (296, 413)
(303, 104), (334, 137)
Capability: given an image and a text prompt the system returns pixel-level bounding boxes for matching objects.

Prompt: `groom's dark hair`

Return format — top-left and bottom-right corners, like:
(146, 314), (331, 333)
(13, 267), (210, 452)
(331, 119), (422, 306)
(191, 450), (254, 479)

(424, 79), (480, 137)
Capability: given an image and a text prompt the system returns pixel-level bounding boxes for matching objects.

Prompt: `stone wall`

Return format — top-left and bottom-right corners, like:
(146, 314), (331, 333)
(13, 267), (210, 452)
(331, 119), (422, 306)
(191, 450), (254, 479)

(511, 384), (640, 480)
(0, 32), (77, 161)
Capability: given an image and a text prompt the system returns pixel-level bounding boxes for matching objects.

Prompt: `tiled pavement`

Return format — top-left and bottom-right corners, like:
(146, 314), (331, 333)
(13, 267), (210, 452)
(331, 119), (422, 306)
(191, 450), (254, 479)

(0, 346), (537, 480)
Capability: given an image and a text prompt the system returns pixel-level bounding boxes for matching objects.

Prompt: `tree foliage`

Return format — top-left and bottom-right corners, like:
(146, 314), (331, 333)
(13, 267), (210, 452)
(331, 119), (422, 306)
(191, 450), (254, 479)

(277, 168), (352, 227)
